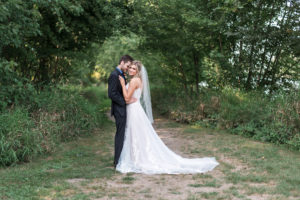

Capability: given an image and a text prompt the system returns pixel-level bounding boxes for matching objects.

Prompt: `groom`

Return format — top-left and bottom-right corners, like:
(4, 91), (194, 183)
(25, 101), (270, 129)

(108, 55), (134, 168)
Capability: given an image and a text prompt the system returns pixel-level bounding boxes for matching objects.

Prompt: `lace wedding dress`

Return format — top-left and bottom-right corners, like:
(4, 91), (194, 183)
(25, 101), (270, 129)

(116, 84), (219, 174)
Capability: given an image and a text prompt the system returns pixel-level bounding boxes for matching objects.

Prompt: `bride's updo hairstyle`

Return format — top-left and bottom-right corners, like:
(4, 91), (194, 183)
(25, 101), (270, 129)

(132, 60), (143, 79)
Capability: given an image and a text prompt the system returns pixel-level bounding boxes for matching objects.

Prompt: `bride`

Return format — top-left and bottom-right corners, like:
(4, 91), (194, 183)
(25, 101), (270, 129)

(117, 60), (219, 174)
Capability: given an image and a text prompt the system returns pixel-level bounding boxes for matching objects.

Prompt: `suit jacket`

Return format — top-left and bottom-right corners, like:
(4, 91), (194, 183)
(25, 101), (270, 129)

(108, 69), (126, 117)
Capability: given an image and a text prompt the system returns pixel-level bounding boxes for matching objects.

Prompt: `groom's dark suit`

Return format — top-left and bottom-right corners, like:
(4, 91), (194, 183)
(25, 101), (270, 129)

(108, 68), (126, 167)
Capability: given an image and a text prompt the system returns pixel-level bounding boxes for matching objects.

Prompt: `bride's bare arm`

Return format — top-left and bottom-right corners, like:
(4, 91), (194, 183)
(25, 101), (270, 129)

(119, 76), (139, 103)
(126, 98), (137, 104)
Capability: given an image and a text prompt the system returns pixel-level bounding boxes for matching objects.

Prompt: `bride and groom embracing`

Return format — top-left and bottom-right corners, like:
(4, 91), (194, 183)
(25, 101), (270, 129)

(108, 55), (219, 174)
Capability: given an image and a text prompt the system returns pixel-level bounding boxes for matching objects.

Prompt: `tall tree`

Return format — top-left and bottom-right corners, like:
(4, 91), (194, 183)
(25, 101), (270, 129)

(131, 0), (242, 94)
(0, 0), (133, 85)
(220, 0), (299, 91)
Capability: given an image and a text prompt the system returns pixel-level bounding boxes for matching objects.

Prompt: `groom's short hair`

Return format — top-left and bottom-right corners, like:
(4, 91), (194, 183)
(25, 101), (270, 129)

(119, 55), (133, 64)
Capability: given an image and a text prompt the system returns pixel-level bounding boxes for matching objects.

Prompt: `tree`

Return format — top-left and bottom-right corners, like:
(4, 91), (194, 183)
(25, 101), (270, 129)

(130, 0), (299, 93)
(131, 0), (239, 94)
(208, 0), (300, 91)
(0, 0), (133, 85)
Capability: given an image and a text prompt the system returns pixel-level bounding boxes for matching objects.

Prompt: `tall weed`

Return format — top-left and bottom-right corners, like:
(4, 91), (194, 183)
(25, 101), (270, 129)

(0, 85), (109, 166)
(0, 109), (42, 166)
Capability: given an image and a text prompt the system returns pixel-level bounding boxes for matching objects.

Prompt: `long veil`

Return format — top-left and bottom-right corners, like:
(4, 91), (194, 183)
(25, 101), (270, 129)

(140, 66), (154, 123)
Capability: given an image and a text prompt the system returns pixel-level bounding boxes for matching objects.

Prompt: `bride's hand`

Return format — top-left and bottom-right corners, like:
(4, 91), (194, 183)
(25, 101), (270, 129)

(119, 75), (125, 86)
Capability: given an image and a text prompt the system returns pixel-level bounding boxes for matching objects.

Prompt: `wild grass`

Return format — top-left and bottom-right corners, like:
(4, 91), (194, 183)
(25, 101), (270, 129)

(0, 119), (115, 200)
(0, 84), (110, 166)
(180, 123), (300, 199)
(152, 86), (300, 151)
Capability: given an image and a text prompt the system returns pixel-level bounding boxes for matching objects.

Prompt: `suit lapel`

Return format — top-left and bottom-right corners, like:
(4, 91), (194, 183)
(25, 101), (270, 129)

(115, 68), (127, 84)
(115, 68), (121, 76)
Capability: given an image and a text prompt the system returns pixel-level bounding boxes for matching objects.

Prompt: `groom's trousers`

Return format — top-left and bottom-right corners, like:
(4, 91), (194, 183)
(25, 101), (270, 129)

(113, 112), (126, 167)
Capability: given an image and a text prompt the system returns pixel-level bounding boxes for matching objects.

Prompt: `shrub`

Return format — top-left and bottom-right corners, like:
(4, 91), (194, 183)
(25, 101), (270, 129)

(152, 86), (300, 150)
(31, 86), (108, 142)
(0, 85), (109, 166)
(0, 60), (37, 111)
(0, 108), (42, 166)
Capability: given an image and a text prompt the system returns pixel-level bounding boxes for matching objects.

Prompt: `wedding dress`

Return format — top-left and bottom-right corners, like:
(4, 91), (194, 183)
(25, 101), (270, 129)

(116, 84), (219, 174)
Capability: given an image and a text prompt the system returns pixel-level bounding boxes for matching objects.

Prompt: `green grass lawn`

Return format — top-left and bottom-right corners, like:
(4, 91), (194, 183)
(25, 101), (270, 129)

(183, 125), (300, 200)
(0, 116), (299, 200)
(0, 120), (116, 200)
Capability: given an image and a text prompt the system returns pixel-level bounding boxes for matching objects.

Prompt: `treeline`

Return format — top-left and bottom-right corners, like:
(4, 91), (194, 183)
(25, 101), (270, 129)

(131, 0), (300, 150)
(0, 0), (132, 109)
(1, 0), (298, 103)
(130, 0), (299, 94)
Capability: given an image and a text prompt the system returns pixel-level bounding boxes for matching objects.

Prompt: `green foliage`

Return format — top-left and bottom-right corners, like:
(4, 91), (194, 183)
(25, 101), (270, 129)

(0, 120), (115, 199)
(0, 0), (132, 85)
(0, 85), (109, 166)
(227, 90), (300, 146)
(132, 0), (228, 93)
(131, 0), (299, 93)
(95, 32), (164, 85)
(218, 88), (269, 127)
(0, 0), (298, 166)
(0, 108), (42, 166)
(80, 85), (110, 106)
(152, 87), (300, 150)
(220, 0), (300, 91)
(0, 59), (37, 111)
(33, 88), (101, 141)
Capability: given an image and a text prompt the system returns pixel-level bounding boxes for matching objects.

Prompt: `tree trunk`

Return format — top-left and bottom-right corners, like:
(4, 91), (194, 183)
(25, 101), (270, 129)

(237, 40), (243, 85)
(265, 1), (290, 92)
(178, 59), (188, 95)
(257, 49), (266, 87)
(39, 57), (49, 85)
(245, 0), (263, 90)
(258, 6), (275, 88)
(245, 43), (255, 90)
(193, 52), (199, 94)
(219, 35), (223, 53)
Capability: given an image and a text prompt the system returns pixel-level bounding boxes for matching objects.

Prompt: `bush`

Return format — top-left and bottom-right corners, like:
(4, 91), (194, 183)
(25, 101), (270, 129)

(152, 86), (300, 150)
(0, 108), (42, 166)
(31, 85), (109, 142)
(0, 60), (37, 111)
(0, 85), (109, 166)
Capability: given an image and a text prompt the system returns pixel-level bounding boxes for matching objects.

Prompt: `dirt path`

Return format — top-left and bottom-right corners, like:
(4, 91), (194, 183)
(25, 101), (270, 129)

(69, 115), (299, 200)
(101, 117), (219, 200)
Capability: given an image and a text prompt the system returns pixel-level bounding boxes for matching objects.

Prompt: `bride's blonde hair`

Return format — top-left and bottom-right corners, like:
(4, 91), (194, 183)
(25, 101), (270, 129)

(132, 60), (143, 79)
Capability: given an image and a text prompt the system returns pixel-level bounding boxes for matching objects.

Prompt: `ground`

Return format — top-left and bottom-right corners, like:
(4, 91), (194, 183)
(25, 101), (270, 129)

(0, 114), (299, 200)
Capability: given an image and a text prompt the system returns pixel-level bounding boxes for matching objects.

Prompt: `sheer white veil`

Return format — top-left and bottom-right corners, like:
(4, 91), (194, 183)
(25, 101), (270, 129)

(140, 65), (154, 123)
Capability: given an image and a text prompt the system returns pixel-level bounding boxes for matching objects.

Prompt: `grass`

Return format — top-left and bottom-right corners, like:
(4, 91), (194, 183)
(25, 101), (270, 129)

(0, 112), (299, 199)
(200, 192), (219, 199)
(0, 84), (110, 167)
(188, 180), (220, 188)
(180, 123), (300, 199)
(0, 120), (115, 200)
(122, 176), (135, 184)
